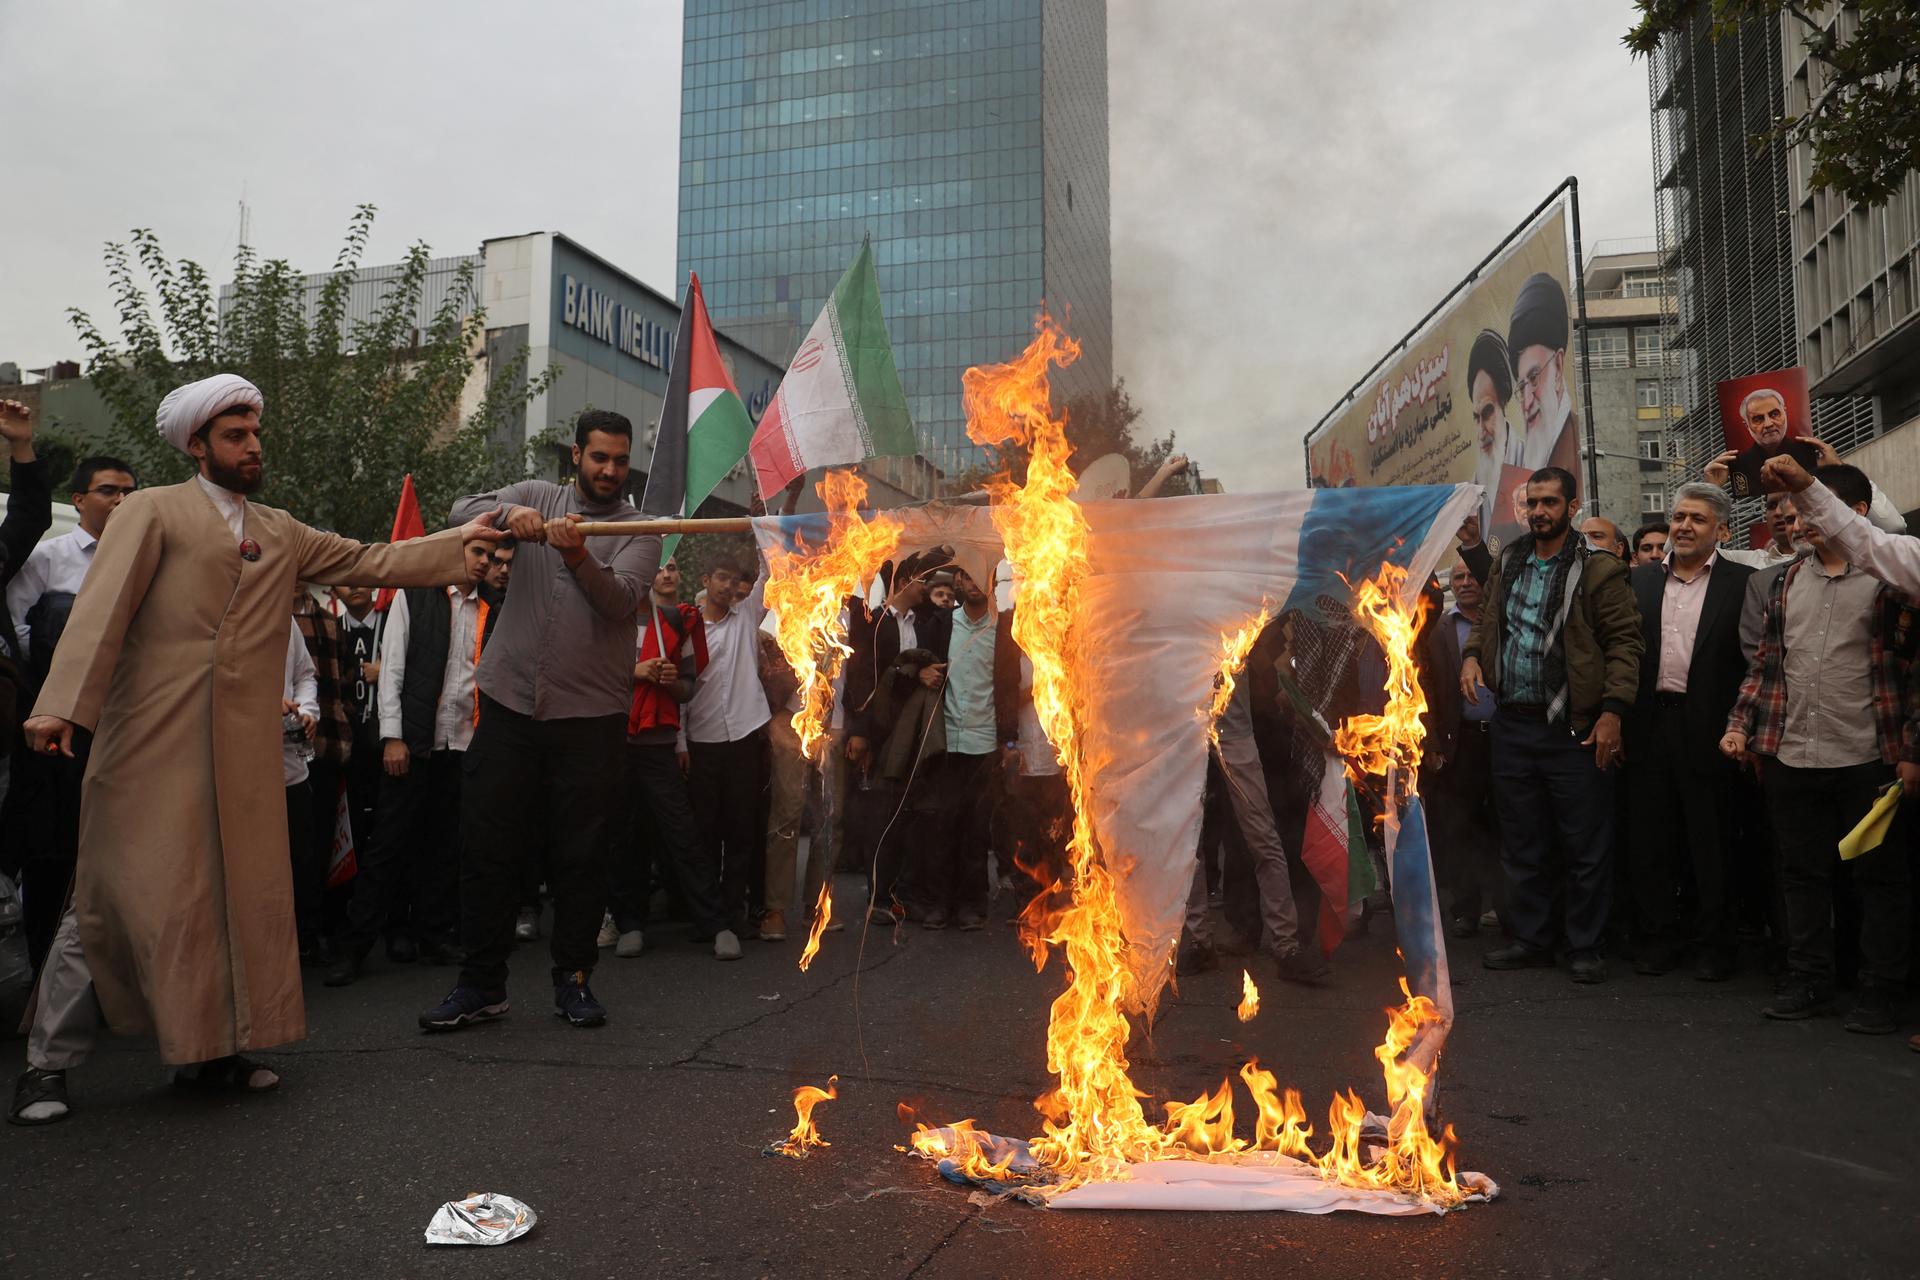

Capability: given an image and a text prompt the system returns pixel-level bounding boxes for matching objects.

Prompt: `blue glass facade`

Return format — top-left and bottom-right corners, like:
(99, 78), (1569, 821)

(678, 0), (1111, 466)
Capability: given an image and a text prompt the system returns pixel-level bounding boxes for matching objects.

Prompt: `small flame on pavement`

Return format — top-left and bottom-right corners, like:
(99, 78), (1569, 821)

(768, 1075), (839, 1159)
(798, 882), (832, 972)
(1236, 970), (1260, 1023)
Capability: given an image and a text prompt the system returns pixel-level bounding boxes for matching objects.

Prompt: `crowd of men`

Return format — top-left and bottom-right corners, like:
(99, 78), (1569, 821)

(2, 376), (1917, 1131)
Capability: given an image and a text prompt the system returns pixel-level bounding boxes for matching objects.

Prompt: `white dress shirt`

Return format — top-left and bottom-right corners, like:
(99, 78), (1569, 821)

(1794, 480), (1920, 598)
(283, 619), (318, 787)
(5, 525), (98, 658)
(376, 585), (483, 752)
(196, 472), (249, 541)
(685, 574), (771, 745)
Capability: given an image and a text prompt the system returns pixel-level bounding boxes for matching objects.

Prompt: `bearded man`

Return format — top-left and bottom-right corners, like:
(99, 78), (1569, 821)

(10, 374), (500, 1126)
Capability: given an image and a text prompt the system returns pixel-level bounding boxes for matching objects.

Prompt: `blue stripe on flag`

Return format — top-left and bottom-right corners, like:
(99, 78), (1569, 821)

(1390, 795), (1452, 1019)
(752, 512), (835, 557)
(1280, 485), (1459, 618)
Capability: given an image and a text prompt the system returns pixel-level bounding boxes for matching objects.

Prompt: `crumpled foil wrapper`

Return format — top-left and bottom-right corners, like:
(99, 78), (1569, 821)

(424, 1192), (537, 1246)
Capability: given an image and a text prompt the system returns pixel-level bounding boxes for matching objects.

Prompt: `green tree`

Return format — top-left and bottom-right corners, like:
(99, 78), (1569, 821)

(68, 204), (557, 539)
(1626, 1), (1920, 206)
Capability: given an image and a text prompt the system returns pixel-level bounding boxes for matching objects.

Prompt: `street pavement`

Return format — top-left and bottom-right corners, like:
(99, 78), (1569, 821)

(3, 871), (1917, 1278)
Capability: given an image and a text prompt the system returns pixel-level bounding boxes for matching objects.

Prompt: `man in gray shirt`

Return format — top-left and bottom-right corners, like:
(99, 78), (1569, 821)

(419, 410), (659, 1033)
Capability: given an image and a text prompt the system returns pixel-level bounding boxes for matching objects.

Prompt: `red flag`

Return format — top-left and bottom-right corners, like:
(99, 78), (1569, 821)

(375, 474), (425, 612)
(326, 774), (357, 888)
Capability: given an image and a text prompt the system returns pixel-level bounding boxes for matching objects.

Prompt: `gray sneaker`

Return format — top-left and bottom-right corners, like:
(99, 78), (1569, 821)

(616, 929), (644, 959)
(714, 929), (743, 961)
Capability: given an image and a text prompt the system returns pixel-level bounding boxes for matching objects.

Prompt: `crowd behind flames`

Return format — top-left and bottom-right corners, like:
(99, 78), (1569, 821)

(1, 385), (1917, 1130)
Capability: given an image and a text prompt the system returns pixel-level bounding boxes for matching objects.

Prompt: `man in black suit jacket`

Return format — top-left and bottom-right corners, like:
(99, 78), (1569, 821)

(1626, 482), (1755, 979)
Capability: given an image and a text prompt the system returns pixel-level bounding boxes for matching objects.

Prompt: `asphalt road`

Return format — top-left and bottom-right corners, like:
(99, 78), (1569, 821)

(4, 872), (1917, 1278)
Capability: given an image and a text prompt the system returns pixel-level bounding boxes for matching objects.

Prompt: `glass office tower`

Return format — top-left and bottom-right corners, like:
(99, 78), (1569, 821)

(678, 0), (1112, 469)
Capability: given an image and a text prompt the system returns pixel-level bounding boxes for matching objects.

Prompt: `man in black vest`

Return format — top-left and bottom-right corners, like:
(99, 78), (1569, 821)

(324, 538), (494, 986)
(1625, 482), (1755, 980)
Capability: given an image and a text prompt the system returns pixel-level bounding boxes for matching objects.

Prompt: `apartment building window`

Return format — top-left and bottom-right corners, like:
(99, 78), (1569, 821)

(1587, 329), (1630, 369)
(1639, 435), (1663, 459)
(1636, 378), (1662, 409)
(1621, 269), (1663, 297)
(1633, 328), (1665, 366)
(1641, 489), (1666, 514)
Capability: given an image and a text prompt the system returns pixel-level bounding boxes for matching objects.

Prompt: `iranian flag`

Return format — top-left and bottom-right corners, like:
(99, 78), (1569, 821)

(1299, 752), (1375, 955)
(748, 238), (915, 497)
(641, 271), (754, 557)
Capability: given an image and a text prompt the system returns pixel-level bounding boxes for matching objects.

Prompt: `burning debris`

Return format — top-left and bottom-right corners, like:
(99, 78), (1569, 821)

(1236, 970), (1260, 1023)
(765, 1076), (839, 1159)
(798, 882), (832, 972)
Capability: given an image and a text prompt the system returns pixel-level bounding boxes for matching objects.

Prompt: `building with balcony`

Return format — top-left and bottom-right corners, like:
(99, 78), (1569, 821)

(1576, 239), (1684, 528)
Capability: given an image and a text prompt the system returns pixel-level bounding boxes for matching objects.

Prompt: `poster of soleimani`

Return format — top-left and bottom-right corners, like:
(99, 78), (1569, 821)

(1714, 365), (1817, 499)
(1307, 205), (1580, 553)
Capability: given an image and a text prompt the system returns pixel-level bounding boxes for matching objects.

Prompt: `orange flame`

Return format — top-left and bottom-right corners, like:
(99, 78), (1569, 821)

(901, 322), (1465, 1207)
(1203, 607), (1272, 748)
(1236, 969), (1260, 1023)
(908, 1117), (1020, 1181)
(1332, 564), (1430, 790)
(798, 881), (832, 972)
(770, 1075), (838, 1158)
(763, 470), (904, 760)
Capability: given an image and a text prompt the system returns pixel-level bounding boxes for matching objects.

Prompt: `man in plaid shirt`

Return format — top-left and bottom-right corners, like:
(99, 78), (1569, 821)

(1722, 464), (1920, 1034)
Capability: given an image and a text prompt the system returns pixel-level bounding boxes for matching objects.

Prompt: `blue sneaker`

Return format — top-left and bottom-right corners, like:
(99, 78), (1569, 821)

(553, 969), (607, 1027)
(418, 985), (509, 1032)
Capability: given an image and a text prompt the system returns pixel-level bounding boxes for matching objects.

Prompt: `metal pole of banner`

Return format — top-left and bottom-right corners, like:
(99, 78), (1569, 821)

(1568, 176), (1601, 507)
(1305, 176), (1581, 481)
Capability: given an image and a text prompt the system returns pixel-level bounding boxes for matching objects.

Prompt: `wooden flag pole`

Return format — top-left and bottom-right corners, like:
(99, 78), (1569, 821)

(572, 516), (755, 536)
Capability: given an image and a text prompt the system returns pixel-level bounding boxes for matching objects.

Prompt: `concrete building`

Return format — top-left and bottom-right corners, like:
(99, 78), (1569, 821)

(1576, 239), (1685, 532)
(676, 0), (1113, 471)
(1646, 5), (1914, 524)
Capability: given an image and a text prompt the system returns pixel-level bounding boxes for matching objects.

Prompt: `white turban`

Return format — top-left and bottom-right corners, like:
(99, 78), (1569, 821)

(155, 374), (264, 455)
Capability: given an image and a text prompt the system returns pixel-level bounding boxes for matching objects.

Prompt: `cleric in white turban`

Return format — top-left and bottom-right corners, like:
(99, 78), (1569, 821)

(155, 373), (264, 455)
(13, 370), (503, 1127)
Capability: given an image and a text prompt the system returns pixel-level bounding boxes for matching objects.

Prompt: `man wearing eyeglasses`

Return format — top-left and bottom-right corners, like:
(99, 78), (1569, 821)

(5, 458), (137, 663)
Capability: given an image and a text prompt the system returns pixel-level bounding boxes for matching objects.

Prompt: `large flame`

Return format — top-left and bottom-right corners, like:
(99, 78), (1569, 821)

(763, 470), (904, 761)
(896, 318), (1467, 1207)
(1332, 564), (1430, 790)
(1202, 606), (1272, 749)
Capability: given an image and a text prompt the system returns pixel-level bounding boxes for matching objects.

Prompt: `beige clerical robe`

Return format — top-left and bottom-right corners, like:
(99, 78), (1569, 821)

(31, 480), (467, 1064)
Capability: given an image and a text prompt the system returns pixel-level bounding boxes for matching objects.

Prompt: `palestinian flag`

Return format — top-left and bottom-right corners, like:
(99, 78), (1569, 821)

(748, 238), (915, 498)
(641, 271), (753, 557)
(1299, 752), (1374, 955)
(374, 473), (425, 613)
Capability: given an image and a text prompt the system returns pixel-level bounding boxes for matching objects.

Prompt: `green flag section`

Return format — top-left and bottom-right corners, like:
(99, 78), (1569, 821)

(748, 238), (915, 497)
(641, 271), (754, 557)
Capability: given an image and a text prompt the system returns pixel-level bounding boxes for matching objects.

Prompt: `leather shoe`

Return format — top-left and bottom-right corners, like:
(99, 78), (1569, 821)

(1569, 953), (1607, 984)
(322, 952), (364, 988)
(1483, 942), (1554, 971)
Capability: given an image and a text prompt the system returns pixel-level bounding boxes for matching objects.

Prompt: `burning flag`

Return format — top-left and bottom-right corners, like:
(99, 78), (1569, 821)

(748, 238), (917, 498)
(798, 882), (832, 972)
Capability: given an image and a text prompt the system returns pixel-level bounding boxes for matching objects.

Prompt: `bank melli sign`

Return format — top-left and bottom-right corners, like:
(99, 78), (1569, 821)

(561, 274), (671, 369)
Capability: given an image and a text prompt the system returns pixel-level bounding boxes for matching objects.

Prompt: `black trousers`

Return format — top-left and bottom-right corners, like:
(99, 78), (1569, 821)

(609, 742), (724, 937)
(458, 697), (624, 989)
(5, 729), (89, 974)
(286, 780), (315, 944)
(1427, 719), (1504, 924)
(339, 747), (463, 956)
(686, 731), (769, 934)
(1764, 758), (1910, 990)
(1006, 770), (1071, 912)
(1628, 702), (1737, 955)
(913, 751), (997, 916)
(1490, 708), (1615, 955)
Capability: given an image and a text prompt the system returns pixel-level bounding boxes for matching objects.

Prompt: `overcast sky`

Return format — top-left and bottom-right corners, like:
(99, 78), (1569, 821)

(1, 0), (1653, 491)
